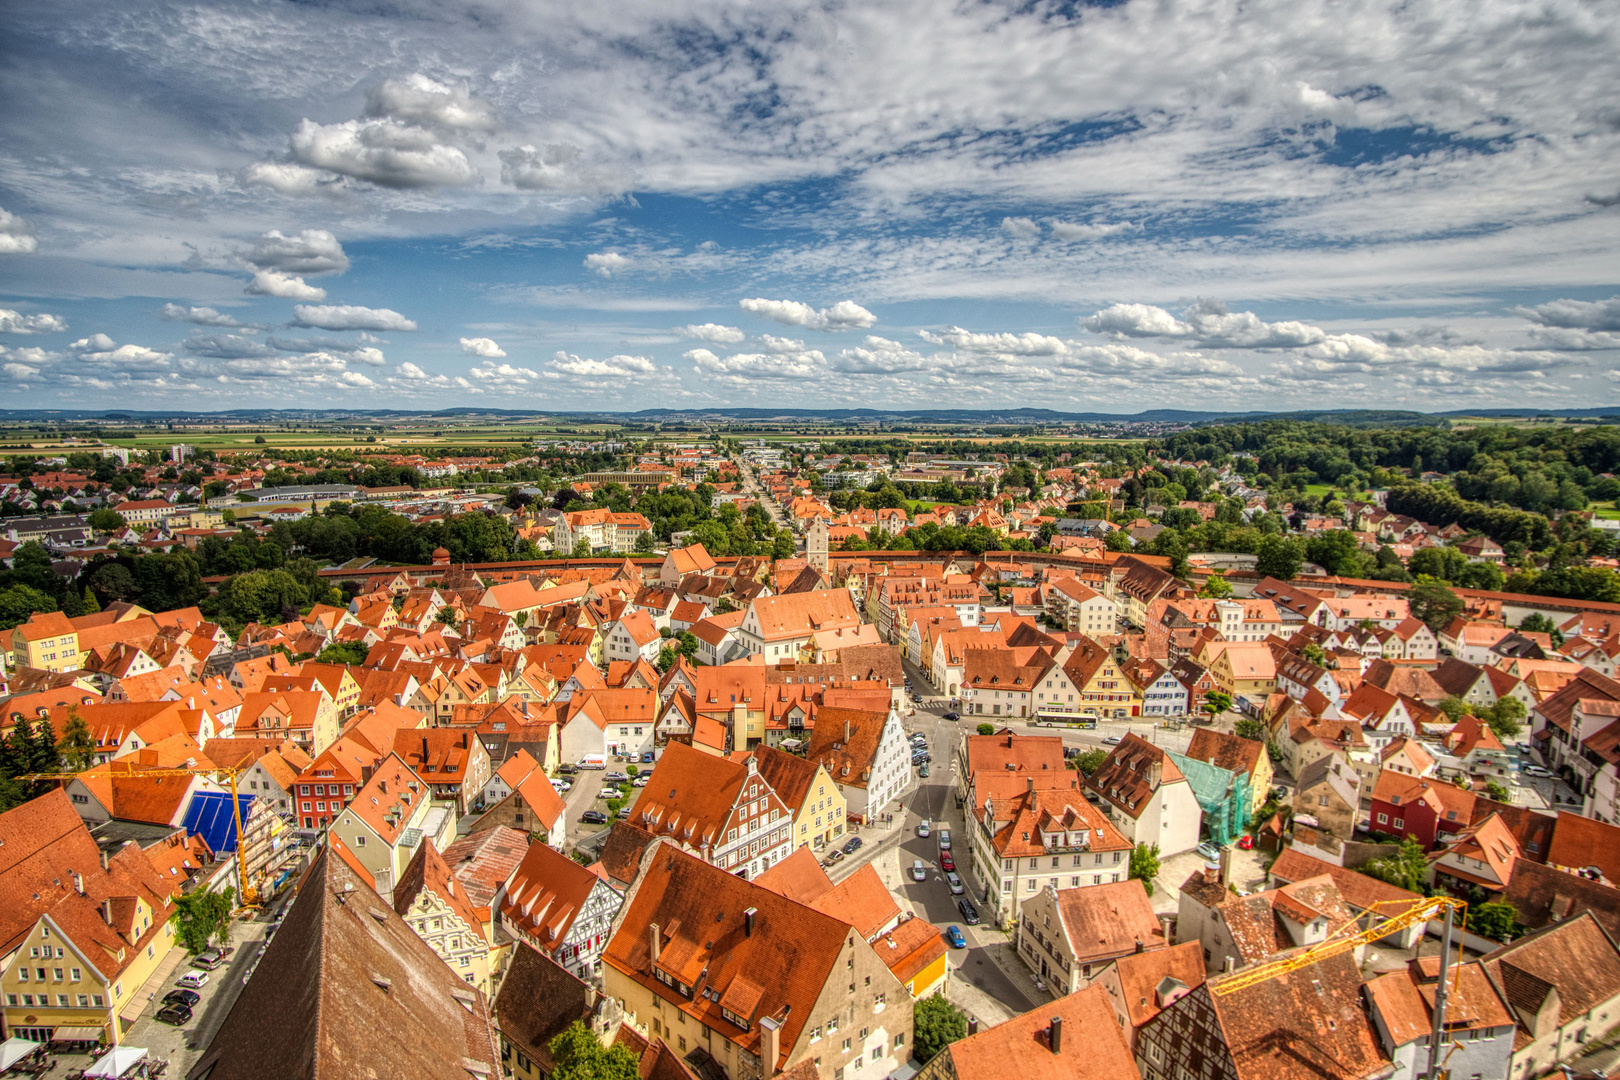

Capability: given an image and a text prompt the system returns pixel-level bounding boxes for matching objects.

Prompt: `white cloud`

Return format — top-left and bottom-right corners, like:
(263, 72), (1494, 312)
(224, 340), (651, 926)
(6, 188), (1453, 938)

(3, 361), (41, 380)
(159, 304), (242, 328)
(675, 323), (746, 344)
(1525, 327), (1620, 351)
(919, 327), (1069, 355)
(584, 252), (630, 277)
(239, 162), (346, 197)
(832, 336), (931, 374)
(292, 305), (418, 332)
(0, 309), (66, 334)
(0, 208), (37, 255)
(347, 346), (387, 366)
(245, 229), (349, 275)
(71, 333), (118, 352)
(180, 333), (277, 359)
(77, 342), (174, 369)
(1048, 220), (1138, 241)
(246, 270), (327, 301)
(547, 351), (657, 377)
(738, 298), (876, 331)
(460, 336), (507, 358)
(1518, 296), (1620, 332)
(290, 118), (479, 189)
(1001, 216), (1040, 239)
(364, 74), (496, 135)
(686, 346), (825, 381)
(499, 143), (625, 194)
(1080, 300), (1326, 348)
(469, 361), (543, 389)
(390, 361), (473, 391)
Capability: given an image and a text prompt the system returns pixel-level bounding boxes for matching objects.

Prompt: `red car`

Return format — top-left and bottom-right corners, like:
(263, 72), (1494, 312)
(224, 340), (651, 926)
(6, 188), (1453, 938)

(1237, 834), (1254, 850)
(939, 851), (955, 871)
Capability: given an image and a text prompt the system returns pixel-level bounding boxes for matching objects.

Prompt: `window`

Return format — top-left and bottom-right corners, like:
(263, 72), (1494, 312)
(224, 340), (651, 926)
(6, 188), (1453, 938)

(54, 968), (63, 981)
(1376, 812), (1388, 824)
(4, 996), (13, 1007)
(355, 835), (366, 847)
(894, 1034), (905, 1048)
(1026, 880), (1036, 890)
(842, 1039), (851, 1052)
(77, 995), (88, 1007)
(1394, 818), (1405, 829)
(92, 995), (104, 1007)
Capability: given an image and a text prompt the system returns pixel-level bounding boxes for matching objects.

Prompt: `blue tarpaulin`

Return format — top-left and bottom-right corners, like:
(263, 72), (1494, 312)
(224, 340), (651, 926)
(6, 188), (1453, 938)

(183, 792), (255, 855)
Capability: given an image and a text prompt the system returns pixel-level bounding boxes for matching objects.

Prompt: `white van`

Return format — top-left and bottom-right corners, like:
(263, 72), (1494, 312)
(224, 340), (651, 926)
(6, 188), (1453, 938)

(578, 754), (607, 770)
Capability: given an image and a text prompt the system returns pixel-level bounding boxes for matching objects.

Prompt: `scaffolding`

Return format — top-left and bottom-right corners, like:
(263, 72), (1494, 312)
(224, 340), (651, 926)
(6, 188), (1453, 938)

(1167, 750), (1251, 848)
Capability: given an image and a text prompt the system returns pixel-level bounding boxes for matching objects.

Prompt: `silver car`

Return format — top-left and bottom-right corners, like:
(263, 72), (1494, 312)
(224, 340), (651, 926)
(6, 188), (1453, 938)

(917, 820), (931, 838)
(946, 871), (964, 895)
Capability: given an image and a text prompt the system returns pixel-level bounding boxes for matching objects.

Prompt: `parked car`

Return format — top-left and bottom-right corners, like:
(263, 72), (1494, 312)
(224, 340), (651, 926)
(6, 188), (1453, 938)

(641, 751), (655, 763)
(842, 836), (863, 855)
(957, 898), (979, 925)
(945, 925), (967, 949)
(155, 1004), (192, 1026)
(1524, 765), (1553, 778)
(177, 972), (209, 989)
(606, 771), (630, 783)
(557, 763), (578, 775)
(632, 775), (650, 787)
(1102, 735), (1122, 745)
(551, 779), (572, 793)
(580, 810), (609, 824)
(911, 752), (931, 765)
(938, 829), (951, 851)
(919, 761), (931, 778)
(1196, 841), (1221, 861)
(917, 819), (931, 838)
(163, 989), (200, 1008)
(618, 805), (632, 819)
(192, 947), (227, 969)
(822, 849), (844, 866)
(946, 871), (964, 895)
(1237, 834), (1254, 850)
(912, 860), (927, 882)
(599, 786), (621, 799)
(940, 850), (955, 871)
(942, 711), (960, 721)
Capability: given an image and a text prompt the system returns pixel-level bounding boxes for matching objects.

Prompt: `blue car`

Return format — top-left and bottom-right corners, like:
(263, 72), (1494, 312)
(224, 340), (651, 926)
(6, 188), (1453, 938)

(945, 925), (967, 949)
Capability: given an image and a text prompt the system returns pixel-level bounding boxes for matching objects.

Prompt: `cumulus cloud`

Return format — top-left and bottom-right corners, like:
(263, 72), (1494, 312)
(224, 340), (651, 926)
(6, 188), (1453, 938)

(832, 336), (931, 374)
(1518, 296), (1620, 332)
(499, 143), (625, 194)
(1000, 216), (1041, 239)
(0, 309), (66, 334)
(547, 351), (657, 377)
(292, 304), (418, 332)
(159, 304), (243, 328)
(460, 336), (506, 358)
(246, 229), (350, 276)
(390, 361), (474, 391)
(246, 270), (327, 301)
(180, 333), (277, 359)
(1080, 300), (1326, 348)
(72, 337), (173, 369)
(3, 361), (41, 381)
(686, 346), (825, 381)
(738, 298), (876, 331)
(364, 74), (496, 136)
(239, 162), (346, 197)
(71, 334), (117, 352)
(469, 361), (542, 389)
(584, 252), (629, 277)
(0, 208), (37, 255)
(1048, 220), (1138, 241)
(675, 323), (746, 344)
(919, 327), (1069, 355)
(1525, 327), (1620, 351)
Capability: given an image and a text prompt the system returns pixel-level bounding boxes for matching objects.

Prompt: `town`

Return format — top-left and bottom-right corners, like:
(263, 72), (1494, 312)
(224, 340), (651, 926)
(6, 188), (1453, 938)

(0, 416), (1619, 1080)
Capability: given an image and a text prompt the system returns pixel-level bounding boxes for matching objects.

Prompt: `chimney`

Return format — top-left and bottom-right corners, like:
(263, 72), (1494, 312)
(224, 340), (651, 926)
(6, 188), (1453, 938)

(1223, 955), (1237, 973)
(1134, 938), (1145, 954)
(745, 907), (757, 937)
(758, 1016), (782, 1075)
(1048, 1016), (1063, 1055)
(100, 899), (113, 926)
(71, 871), (84, 895)
(1203, 860), (1220, 885)
(422, 735), (430, 761)
(967, 1017), (979, 1036)
(1026, 777), (1034, 794)
(845, 719), (852, 744)
(649, 922), (663, 967)
(585, 985), (598, 1010)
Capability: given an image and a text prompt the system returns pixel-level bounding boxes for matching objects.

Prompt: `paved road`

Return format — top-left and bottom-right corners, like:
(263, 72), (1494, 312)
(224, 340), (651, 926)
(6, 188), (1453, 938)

(733, 456), (790, 530)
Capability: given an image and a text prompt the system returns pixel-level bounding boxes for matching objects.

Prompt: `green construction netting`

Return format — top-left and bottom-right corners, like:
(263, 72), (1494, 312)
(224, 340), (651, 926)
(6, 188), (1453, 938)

(1166, 750), (1252, 849)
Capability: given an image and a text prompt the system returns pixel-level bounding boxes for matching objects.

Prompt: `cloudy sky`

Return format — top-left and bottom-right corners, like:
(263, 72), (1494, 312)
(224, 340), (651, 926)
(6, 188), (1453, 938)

(1, 0), (1617, 414)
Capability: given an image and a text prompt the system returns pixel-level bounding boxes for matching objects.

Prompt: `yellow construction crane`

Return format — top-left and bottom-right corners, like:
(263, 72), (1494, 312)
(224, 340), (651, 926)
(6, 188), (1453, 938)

(23, 755), (258, 905)
(1212, 895), (1469, 1080)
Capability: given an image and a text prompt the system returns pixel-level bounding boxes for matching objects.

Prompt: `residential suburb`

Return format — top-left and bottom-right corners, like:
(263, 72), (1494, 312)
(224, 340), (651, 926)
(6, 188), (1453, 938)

(6, 416), (1620, 1080)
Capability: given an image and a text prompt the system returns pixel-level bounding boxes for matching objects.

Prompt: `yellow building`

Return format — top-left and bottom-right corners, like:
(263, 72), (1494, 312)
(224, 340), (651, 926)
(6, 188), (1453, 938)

(744, 745), (848, 852)
(0, 791), (178, 1046)
(10, 612), (80, 673)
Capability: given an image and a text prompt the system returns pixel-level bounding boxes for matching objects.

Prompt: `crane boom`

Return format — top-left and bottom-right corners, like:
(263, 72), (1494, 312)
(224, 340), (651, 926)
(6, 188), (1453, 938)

(23, 756), (257, 904)
(1209, 895), (1467, 996)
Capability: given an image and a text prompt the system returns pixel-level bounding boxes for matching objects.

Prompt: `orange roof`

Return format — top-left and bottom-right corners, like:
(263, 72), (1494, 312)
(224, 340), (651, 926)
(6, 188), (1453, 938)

(946, 983), (1139, 1080)
(499, 840), (610, 958)
(394, 839), (487, 942)
(345, 753), (429, 844)
(873, 916), (947, 987)
(1110, 940), (1205, 1032)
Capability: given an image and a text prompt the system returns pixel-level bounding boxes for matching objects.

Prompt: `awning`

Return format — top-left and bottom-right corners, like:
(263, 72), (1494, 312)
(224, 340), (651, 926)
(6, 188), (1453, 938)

(51, 1026), (104, 1043)
(84, 1046), (147, 1078)
(0, 1037), (40, 1071)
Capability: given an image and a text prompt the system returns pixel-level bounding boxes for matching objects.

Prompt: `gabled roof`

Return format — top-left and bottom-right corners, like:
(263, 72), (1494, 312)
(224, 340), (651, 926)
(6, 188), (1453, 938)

(1110, 940), (1205, 1033)
(1203, 950), (1386, 1080)
(944, 983), (1139, 1080)
(1184, 728), (1265, 780)
(441, 826), (529, 918)
(1482, 910), (1620, 1037)
(393, 839), (486, 942)
(804, 706), (891, 789)
(1052, 879), (1165, 965)
(187, 848), (500, 1080)
(1268, 848), (1420, 913)
(491, 945), (604, 1076)
(1085, 733), (1185, 820)
(500, 839), (607, 954)
(1546, 812), (1620, 882)
(631, 741), (760, 851)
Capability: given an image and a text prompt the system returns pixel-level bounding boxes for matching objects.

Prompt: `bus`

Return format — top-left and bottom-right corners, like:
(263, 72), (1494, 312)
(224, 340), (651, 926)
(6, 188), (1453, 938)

(1032, 708), (1098, 729)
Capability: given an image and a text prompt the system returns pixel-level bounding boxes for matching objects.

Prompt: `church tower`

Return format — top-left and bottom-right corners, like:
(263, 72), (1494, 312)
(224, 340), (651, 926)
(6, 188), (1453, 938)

(806, 517), (829, 575)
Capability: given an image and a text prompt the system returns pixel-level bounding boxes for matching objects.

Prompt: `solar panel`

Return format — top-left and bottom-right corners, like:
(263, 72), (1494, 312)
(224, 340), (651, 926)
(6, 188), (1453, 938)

(183, 792), (256, 855)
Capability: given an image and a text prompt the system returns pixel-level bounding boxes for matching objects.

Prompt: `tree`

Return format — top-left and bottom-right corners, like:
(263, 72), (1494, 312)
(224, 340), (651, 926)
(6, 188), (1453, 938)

(549, 1020), (641, 1080)
(1198, 573), (1233, 599)
(171, 886), (236, 953)
(87, 508), (126, 532)
(1203, 691), (1233, 720)
(1481, 696), (1526, 740)
(1469, 899), (1520, 943)
(1484, 780), (1510, 802)
(1233, 718), (1267, 742)
(655, 645), (676, 672)
(1519, 612), (1565, 645)
(317, 641), (370, 666)
(1254, 535), (1303, 580)
(1407, 577), (1464, 633)
(571, 539), (592, 558)
(1436, 697), (1470, 722)
(1073, 748), (1108, 775)
(976, 723), (995, 736)
(1362, 837), (1429, 893)
(1129, 842), (1161, 896)
(0, 584), (58, 630)
(912, 993), (968, 1065)
(675, 630), (699, 658)
(57, 709), (96, 772)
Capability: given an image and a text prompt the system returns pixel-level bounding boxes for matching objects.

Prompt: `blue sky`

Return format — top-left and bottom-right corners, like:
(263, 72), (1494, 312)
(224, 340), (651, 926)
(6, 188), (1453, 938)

(0, 0), (1617, 413)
